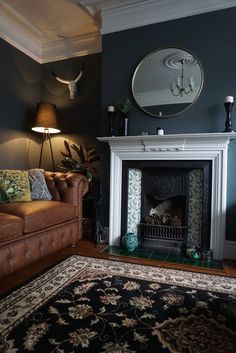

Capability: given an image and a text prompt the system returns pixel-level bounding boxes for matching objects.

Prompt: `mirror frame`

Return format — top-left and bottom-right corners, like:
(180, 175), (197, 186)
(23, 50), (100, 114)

(131, 46), (204, 118)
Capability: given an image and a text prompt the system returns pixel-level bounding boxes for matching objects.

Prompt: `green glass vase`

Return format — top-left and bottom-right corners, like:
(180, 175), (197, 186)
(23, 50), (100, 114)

(122, 232), (138, 252)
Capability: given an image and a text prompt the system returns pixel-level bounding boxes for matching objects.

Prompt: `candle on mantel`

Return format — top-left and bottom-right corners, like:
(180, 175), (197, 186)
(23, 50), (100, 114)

(108, 106), (115, 136)
(108, 105), (115, 112)
(223, 95), (234, 133)
(224, 96), (234, 103)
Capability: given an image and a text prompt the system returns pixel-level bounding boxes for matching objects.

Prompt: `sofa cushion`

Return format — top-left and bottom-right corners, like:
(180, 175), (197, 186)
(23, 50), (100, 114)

(0, 212), (24, 242)
(28, 169), (52, 200)
(0, 170), (31, 202)
(0, 188), (8, 203)
(0, 201), (77, 233)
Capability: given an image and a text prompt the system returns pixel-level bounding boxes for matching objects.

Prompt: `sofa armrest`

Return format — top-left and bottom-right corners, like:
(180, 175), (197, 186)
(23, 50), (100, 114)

(44, 172), (89, 210)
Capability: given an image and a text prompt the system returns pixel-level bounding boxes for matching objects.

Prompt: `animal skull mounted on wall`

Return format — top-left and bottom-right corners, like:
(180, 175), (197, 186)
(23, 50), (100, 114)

(51, 62), (85, 99)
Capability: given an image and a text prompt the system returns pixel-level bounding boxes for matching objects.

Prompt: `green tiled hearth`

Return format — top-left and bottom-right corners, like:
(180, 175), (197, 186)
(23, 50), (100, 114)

(103, 246), (223, 270)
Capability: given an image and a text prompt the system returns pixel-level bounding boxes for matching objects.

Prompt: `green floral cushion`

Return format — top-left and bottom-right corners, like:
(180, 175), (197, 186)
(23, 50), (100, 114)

(0, 170), (31, 202)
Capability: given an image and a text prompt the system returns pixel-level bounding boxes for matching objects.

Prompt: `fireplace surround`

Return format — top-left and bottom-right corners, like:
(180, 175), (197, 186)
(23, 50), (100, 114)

(121, 159), (211, 255)
(98, 133), (236, 260)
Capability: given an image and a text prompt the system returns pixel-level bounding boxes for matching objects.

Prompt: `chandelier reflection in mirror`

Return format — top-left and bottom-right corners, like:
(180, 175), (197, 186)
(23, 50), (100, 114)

(132, 47), (204, 118)
(165, 53), (196, 98)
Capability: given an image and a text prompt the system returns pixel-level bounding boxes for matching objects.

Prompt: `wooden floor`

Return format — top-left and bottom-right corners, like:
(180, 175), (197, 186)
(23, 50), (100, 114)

(1, 239), (236, 295)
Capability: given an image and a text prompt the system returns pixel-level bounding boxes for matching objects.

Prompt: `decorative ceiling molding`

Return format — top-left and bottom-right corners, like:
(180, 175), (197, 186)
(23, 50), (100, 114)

(0, 13), (101, 63)
(164, 53), (196, 69)
(99, 0), (236, 34)
(40, 32), (101, 64)
(0, 0), (236, 63)
(0, 0), (101, 63)
(0, 7), (41, 62)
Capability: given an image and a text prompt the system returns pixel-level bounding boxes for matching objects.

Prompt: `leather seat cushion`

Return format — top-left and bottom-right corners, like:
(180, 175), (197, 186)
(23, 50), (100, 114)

(0, 201), (77, 233)
(0, 212), (24, 242)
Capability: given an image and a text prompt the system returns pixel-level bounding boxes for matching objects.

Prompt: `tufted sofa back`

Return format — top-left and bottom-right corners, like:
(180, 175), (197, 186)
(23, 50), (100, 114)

(45, 172), (89, 215)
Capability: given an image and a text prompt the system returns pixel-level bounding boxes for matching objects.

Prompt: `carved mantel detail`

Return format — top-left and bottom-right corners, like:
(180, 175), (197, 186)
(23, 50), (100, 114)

(98, 133), (236, 260)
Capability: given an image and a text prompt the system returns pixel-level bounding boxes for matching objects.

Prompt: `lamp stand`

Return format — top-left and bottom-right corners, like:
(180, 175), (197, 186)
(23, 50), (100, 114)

(224, 102), (234, 132)
(39, 129), (56, 171)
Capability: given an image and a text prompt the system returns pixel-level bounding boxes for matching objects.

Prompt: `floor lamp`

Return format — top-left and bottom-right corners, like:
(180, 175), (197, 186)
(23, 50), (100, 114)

(32, 102), (60, 171)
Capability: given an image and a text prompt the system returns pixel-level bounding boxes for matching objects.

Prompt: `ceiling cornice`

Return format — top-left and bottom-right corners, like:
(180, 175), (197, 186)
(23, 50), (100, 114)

(0, 0), (101, 63)
(0, 8), (42, 62)
(0, 16), (101, 64)
(99, 0), (236, 34)
(40, 32), (101, 64)
(0, 0), (236, 63)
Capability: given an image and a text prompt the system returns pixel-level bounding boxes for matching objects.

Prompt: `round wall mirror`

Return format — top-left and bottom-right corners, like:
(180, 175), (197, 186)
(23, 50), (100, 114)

(132, 47), (204, 118)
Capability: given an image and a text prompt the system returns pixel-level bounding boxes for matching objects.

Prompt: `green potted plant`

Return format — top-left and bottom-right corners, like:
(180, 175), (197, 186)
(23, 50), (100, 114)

(116, 98), (132, 136)
(59, 140), (100, 182)
(116, 98), (132, 116)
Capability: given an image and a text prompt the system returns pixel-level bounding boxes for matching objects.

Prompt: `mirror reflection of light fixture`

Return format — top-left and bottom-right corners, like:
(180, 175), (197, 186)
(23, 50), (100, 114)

(32, 102), (60, 171)
(170, 58), (194, 97)
(132, 47), (204, 118)
(170, 58), (195, 97)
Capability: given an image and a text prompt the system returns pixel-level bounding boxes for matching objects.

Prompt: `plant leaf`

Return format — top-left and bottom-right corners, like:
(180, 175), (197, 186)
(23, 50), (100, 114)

(60, 160), (74, 169)
(87, 149), (98, 158)
(60, 151), (69, 158)
(87, 146), (95, 153)
(88, 156), (100, 163)
(64, 140), (72, 157)
(65, 156), (78, 166)
(59, 139), (99, 182)
(71, 144), (85, 163)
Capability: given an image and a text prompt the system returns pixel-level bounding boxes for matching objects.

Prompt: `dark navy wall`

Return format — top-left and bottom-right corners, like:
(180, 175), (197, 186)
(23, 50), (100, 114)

(42, 54), (101, 137)
(0, 38), (41, 169)
(101, 8), (236, 241)
(0, 41), (101, 173)
(41, 54), (101, 171)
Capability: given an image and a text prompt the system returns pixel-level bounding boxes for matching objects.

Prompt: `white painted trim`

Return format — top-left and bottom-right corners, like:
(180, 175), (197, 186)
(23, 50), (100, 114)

(1, 0), (236, 62)
(224, 241), (236, 260)
(101, 0), (236, 34)
(0, 10), (41, 62)
(0, 6), (101, 63)
(109, 151), (123, 245)
(98, 133), (236, 260)
(40, 32), (101, 64)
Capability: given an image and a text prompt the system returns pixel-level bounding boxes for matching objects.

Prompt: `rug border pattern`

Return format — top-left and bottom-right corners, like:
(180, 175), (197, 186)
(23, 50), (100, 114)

(1, 255), (236, 337)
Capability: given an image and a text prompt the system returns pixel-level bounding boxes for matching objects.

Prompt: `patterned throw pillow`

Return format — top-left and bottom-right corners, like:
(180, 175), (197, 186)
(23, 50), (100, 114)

(0, 170), (31, 202)
(28, 169), (52, 200)
(0, 188), (8, 203)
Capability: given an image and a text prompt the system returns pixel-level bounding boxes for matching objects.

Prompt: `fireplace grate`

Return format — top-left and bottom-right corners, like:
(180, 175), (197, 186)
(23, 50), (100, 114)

(138, 223), (187, 241)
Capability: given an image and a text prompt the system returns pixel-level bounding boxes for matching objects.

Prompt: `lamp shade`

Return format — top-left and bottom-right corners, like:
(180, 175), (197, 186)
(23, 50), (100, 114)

(32, 102), (60, 134)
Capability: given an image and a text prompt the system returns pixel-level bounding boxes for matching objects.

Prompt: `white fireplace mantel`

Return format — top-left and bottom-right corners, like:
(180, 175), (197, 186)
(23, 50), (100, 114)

(98, 132), (236, 260)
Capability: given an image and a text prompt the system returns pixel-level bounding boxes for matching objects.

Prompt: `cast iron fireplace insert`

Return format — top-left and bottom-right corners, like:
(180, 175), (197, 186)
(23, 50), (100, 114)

(121, 160), (212, 254)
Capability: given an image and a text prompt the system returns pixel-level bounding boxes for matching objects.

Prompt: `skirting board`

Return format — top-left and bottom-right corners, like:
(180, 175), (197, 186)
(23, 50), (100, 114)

(224, 240), (236, 260)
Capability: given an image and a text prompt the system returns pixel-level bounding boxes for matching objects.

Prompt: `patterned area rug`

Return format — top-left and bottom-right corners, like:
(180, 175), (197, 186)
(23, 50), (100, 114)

(1, 255), (236, 353)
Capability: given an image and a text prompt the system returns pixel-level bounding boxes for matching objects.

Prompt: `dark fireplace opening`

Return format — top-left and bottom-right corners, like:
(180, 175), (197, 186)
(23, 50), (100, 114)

(139, 196), (187, 255)
(121, 160), (212, 255)
(139, 167), (189, 254)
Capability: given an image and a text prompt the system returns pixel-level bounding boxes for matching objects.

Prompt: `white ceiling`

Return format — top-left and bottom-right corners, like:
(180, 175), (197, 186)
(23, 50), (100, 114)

(0, 0), (235, 63)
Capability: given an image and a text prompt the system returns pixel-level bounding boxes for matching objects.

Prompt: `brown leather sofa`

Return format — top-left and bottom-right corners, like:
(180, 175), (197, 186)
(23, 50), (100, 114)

(0, 171), (88, 278)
